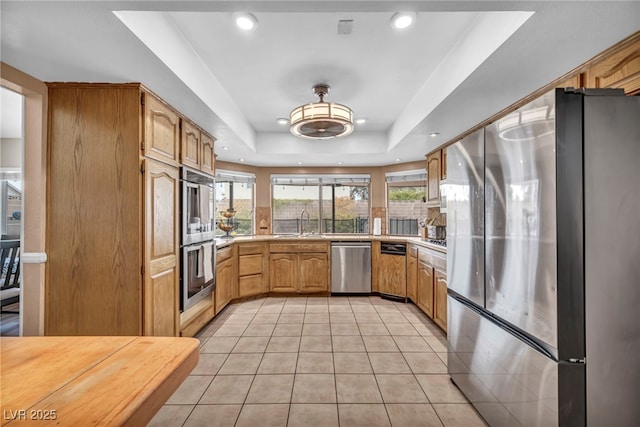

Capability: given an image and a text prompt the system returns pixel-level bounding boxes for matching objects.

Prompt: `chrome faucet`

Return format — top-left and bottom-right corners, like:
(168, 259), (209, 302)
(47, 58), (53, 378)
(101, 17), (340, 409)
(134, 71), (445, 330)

(300, 209), (310, 235)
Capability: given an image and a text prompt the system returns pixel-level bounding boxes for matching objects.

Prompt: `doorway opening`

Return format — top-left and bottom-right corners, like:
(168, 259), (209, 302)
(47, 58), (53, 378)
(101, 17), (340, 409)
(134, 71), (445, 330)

(1, 86), (24, 336)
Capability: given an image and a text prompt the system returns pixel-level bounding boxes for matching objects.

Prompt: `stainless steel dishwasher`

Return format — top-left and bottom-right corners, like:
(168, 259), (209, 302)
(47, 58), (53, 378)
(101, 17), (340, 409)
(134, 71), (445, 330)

(331, 241), (372, 294)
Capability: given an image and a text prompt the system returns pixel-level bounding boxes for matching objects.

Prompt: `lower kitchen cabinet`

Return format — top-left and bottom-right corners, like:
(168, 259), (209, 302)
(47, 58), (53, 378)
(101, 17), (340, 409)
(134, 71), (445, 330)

(378, 253), (407, 297)
(215, 246), (235, 314)
(238, 243), (268, 297)
(407, 245), (418, 302)
(415, 246), (447, 332)
(269, 253), (298, 292)
(269, 242), (329, 293)
(434, 269), (448, 332)
(299, 253), (329, 292)
(417, 261), (434, 318)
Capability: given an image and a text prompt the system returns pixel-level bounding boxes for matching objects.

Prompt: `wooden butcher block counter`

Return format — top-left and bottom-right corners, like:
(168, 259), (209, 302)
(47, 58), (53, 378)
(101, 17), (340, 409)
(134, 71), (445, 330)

(0, 336), (199, 426)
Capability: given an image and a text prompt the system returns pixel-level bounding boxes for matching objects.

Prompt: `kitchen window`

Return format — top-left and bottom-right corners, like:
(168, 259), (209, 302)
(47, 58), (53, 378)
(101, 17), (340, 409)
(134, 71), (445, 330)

(215, 170), (255, 236)
(386, 169), (427, 236)
(271, 175), (370, 234)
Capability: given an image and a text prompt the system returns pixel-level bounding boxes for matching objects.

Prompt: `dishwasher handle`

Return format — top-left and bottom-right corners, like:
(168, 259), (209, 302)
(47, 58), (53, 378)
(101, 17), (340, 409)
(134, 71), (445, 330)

(380, 242), (407, 256)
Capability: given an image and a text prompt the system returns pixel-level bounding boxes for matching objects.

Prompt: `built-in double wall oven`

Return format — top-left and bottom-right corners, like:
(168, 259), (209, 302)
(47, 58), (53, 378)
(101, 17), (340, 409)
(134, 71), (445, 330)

(180, 166), (216, 311)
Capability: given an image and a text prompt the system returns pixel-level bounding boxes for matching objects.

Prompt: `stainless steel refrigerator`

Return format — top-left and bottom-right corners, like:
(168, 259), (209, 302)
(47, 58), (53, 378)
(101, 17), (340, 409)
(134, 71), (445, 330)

(446, 88), (640, 426)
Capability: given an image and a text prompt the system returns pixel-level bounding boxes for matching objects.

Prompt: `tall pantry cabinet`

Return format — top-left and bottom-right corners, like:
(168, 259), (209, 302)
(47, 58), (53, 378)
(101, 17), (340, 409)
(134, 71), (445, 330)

(46, 83), (189, 336)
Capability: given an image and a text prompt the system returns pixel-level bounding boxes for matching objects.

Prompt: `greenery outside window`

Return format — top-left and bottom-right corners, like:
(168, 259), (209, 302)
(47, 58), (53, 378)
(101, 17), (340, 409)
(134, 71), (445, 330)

(215, 170), (255, 236)
(271, 175), (370, 234)
(386, 169), (427, 236)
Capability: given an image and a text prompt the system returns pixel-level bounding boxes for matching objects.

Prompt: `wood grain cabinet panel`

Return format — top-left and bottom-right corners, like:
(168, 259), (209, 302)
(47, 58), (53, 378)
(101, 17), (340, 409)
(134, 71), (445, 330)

(143, 93), (180, 166)
(215, 257), (234, 314)
(46, 83), (196, 337)
(417, 261), (434, 318)
(46, 84), (142, 336)
(427, 151), (441, 205)
(269, 243), (329, 293)
(583, 41), (640, 95)
(270, 254), (298, 292)
(201, 132), (216, 175)
(378, 254), (407, 297)
(299, 253), (329, 292)
(407, 247), (418, 303)
(144, 159), (179, 337)
(180, 119), (201, 170)
(434, 269), (448, 332)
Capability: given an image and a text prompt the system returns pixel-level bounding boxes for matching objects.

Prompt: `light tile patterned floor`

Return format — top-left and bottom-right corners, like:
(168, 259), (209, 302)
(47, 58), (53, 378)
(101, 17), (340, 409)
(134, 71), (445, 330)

(149, 296), (487, 427)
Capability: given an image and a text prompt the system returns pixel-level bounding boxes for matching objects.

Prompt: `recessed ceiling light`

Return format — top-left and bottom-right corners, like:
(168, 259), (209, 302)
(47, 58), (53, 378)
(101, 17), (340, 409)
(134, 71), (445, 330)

(338, 161), (343, 165)
(297, 161), (303, 165)
(355, 117), (367, 125)
(395, 158), (401, 162)
(429, 132), (440, 137)
(239, 158), (245, 162)
(276, 118), (289, 125)
(233, 12), (258, 31)
(222, 146), (229, 150)
(390, 12), (417, 30)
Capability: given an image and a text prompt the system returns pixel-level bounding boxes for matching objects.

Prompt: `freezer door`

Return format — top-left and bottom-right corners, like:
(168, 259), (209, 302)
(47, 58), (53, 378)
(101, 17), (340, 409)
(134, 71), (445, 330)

(447, 128), (485, 307)
(583, 94), (640, 426)
(484, 90), (558, 356)
(448, 296), (585, 427)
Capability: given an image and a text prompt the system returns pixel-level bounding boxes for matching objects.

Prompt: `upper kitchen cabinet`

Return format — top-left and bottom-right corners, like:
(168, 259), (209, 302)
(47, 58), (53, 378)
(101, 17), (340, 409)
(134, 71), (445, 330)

(200, 131), (216, 175)
(180, 118), (202, 170)
(583, 40), (640, 95)
(426, 150), (441, 205)
(180, 118), (216, 174)
(143, 92), (181, 167)
(46, 83), (206, 337)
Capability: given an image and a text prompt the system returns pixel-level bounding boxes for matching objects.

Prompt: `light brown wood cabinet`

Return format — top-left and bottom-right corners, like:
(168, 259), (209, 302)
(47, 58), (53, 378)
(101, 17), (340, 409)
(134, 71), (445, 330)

(434, 269), (448, 332)
(269, 242), (329, 293)
(426, 150), (441, 205)
(378, 253), (407, 298)
(238, 243), (268, 297)
(270, 253), (298, 292)
(180, 118), (216, 174)
(415, 247), (447, 331)
(441, 147), (447, 181)
(215, 246), (235, 314)
(46, 83), (181, 336)
(201, 132), (216, 175)
(406, 245), (418, 302)
(143, 159), (180, 337)
(417, 261), (434, 318)
(582, 40), (640, 95)
(143, 93), (181, 167)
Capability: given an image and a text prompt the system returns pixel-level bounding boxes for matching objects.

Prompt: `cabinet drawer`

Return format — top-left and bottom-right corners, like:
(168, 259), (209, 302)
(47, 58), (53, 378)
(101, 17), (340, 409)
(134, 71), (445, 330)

(270, 243), (328, 253)
(217, 247), (233, 263)
(239, 243), (265, 256)
(239, 274), (263, 297)
(417, 248), (446, 270)
(239, 254), (262, 276)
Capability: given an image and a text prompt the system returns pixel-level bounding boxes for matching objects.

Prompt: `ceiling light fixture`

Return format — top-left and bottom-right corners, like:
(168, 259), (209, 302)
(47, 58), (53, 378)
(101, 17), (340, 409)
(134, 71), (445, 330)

(355, 117), (367, 125)
(290, 84), (354, 140)
(429, 132), (440, 137)
(233, 12), (258, 31)
(276, 118), (289, 125)
(390, 12), (417, 30)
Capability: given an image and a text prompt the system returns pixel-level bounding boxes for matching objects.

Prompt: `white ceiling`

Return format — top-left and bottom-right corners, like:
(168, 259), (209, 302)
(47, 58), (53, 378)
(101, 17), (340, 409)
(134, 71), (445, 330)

(1, 1), (639, 167)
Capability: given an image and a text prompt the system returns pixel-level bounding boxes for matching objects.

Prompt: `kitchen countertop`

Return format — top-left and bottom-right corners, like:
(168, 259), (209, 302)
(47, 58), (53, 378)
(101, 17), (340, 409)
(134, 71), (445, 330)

(0, 336), (199, 426)
(215, 234), (447, 254)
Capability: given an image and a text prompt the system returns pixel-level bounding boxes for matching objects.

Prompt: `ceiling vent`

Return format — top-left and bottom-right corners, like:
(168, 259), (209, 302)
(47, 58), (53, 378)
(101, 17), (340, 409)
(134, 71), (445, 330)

(338, 19), (354, 35)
